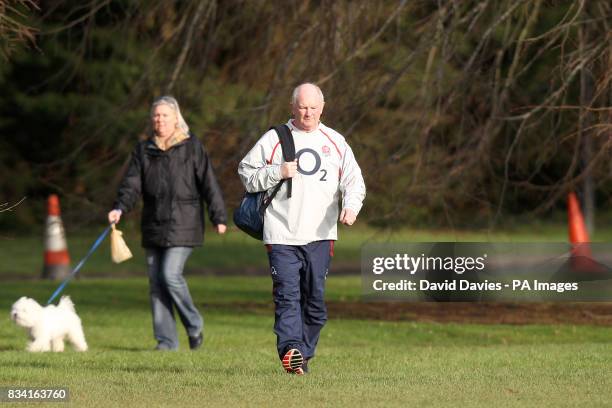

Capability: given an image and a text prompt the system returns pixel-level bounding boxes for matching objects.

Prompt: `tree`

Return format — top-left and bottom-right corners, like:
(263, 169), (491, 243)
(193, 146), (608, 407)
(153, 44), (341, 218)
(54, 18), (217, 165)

(1, 1), (611, 230)
(0, 0), (37, 59)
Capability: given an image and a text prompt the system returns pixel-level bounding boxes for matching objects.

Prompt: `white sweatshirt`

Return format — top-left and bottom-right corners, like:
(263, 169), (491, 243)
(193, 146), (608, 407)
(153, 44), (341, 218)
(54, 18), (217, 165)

(238, 120), (366, 245)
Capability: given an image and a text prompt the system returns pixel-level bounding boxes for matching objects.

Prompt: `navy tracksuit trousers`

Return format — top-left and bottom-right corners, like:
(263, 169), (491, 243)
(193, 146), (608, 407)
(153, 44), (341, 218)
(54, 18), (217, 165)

(267, 240), (333, 360)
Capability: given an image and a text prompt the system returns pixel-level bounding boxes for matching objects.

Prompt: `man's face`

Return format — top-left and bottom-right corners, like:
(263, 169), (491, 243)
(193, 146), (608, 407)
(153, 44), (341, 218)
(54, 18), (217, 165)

(152, 104), (178, 138)
(291, 86), (324, 132)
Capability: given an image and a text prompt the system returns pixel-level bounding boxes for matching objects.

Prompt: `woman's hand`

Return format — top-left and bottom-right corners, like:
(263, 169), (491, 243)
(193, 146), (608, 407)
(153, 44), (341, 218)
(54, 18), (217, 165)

(108, 209), (122, 224)
(215, 224), (227, 234)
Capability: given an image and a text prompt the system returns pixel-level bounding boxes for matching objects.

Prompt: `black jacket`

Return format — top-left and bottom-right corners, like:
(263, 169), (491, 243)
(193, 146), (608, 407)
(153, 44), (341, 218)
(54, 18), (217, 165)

(113, 134), (227, 248)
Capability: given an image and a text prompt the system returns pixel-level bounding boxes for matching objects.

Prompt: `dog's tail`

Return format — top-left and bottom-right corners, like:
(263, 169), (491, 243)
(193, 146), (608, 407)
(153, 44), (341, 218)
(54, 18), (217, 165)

(58, 296), (76, 313)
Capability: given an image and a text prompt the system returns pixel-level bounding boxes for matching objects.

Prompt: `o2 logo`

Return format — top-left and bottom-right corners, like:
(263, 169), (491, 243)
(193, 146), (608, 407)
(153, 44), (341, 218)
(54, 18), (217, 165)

(296, 148), (327, 181)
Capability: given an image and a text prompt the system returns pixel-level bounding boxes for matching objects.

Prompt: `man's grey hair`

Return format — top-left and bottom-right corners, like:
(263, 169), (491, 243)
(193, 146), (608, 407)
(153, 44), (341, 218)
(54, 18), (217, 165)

(291, 83), (325, 105)
(150, 95), (190, 135)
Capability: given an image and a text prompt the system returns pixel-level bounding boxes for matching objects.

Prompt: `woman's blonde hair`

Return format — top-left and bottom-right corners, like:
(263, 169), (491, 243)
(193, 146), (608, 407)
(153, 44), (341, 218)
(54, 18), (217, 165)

(149, 96), (190, 136)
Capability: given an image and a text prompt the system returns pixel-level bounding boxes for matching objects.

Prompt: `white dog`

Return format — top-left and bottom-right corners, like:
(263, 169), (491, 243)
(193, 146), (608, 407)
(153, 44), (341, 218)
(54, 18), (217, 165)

(10, 296), (88, 352)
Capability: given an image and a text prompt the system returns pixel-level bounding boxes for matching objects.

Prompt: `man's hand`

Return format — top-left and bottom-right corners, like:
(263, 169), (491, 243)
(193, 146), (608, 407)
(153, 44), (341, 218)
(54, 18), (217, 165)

(280, 159), (298, 179)
(339, 208), (357, 226)
(108, 209), (122, 224)
(215, 224), (227, 234)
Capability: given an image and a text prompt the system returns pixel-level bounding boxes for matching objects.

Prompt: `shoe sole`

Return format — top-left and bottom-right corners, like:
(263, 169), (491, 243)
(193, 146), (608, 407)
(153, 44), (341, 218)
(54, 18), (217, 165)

(282, 348), (304, 375)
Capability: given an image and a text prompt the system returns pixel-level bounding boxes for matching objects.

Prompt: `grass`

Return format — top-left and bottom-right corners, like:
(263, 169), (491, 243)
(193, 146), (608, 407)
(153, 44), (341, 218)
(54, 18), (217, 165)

(0, 277), (611, 407)
(1, 225), (611, 406)
(2, 221), (610, 279)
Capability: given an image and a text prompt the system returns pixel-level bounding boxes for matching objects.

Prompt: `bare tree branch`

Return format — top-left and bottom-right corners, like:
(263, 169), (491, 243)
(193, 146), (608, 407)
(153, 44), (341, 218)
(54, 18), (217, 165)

(0, 197), (26, 213)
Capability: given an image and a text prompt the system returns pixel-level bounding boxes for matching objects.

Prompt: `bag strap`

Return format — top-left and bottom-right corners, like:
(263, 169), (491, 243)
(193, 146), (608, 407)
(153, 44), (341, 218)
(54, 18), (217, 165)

(270, 124), (295, 198)
(260, 178), (284, 216)
(260, 125), (295, 214)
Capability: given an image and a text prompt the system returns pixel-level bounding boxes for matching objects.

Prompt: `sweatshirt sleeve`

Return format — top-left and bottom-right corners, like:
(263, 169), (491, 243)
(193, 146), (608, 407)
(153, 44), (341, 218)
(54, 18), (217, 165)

(238, 130), (283, 193)
(339, 141), (366, 214)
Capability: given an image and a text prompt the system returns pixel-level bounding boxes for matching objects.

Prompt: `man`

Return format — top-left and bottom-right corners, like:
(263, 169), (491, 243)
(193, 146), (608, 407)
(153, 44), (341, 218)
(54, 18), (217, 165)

(238, 83), (366, 374)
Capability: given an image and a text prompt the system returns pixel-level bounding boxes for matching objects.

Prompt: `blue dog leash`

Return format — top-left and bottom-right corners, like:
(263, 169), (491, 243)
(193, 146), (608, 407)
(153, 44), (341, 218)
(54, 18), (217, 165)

(46, 224), (113, 305)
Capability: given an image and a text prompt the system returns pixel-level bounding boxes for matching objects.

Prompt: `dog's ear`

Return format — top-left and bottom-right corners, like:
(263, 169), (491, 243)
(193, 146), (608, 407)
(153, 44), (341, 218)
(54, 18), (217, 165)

(11, 297), (27, 309)
(24, 298), (42, 310)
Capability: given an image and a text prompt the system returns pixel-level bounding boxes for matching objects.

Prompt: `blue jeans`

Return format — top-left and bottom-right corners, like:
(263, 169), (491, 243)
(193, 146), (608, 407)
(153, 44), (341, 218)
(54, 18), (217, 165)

(267, 241), (333, 360)
(146, 247), (202, 350)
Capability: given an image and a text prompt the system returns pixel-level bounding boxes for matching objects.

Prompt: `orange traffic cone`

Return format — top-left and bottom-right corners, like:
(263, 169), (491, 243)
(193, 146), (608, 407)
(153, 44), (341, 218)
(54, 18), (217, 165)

(551, 192), (610, 284)
(42, 195), (71, 280)
(567, 192), (591, 258)
(567, 191), (602, 274)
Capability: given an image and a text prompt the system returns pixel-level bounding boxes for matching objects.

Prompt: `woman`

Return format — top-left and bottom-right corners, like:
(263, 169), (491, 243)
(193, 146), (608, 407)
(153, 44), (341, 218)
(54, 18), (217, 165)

(108, 96), (227, 351)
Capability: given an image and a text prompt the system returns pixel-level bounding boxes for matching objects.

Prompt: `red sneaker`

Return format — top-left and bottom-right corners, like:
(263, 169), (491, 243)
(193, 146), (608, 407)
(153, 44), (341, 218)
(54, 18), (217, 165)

(282, 348), (304, 375)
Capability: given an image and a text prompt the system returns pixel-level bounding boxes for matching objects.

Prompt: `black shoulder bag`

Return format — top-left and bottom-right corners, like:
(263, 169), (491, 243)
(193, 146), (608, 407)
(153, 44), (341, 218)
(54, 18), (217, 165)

(233, 125), (295, 240)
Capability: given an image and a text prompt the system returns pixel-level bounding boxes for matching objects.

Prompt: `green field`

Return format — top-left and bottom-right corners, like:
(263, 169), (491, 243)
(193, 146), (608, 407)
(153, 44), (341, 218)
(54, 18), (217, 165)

(1, 276), (611, 407)
(1, 225), (611, 406)
(0, 221), (601, 279)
